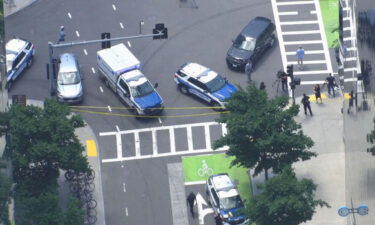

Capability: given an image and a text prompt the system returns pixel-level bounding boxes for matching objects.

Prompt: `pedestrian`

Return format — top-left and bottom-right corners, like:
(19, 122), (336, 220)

(186, 192), (196, 218)
(280, 72), (288, 91)
(296, 46), (305, 70)
(259, 82), (266, 91)
(325, 73), (336, 97)
(314, 84), (322, 103)
(58, 26), (65, 44)
(301, 93), (313, 116)
(245, 61), (252, 83)
(347, 90), (354, 114)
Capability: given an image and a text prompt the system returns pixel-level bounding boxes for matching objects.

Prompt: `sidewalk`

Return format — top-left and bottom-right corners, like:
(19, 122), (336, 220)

(3, 0), (37, 17)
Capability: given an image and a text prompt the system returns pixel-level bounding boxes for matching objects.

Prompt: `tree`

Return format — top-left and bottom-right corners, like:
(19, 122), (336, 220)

(0, 160), (11, 225)
(0, 99), (88, 186)
(247, 167), (329, 225)
(214, 85), (315, 179)
(63, 197), (85, 225)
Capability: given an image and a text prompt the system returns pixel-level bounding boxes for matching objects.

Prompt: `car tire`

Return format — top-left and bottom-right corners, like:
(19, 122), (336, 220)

(179, 85), (189, 95)
(27, 57), (33, 68)
(212, 101), (222, 111)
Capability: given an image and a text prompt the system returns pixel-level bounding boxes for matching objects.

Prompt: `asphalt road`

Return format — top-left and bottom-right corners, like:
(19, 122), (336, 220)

(5, 0), (284, 224)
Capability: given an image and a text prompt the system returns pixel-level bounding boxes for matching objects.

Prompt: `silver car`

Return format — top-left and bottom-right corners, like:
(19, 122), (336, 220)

(56, 53), (84, 103)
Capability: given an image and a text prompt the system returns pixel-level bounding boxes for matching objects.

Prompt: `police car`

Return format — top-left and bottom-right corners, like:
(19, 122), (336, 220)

(174, 63), (238, 109)
(206, 174), (248, 225)
(6, 38), (35, 89)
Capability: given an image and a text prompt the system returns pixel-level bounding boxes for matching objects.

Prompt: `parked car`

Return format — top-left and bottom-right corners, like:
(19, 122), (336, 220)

(6, 38), (35, 89)
(206, 173), (248, 225)
(226, 17), (275, 71)
(56, 53), (84, 104)
(174, 62), (237, 109)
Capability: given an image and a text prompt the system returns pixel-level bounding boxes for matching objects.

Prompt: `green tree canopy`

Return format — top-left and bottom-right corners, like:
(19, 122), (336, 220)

(214, 85), (315, 179)
(247, 167), (329, 225)
(0, 160), (11, 225)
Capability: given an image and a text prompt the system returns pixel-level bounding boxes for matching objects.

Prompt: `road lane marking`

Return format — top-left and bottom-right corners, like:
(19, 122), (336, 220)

(284, 40), (322, 45)
(343, 17), (350, 21)
(134, 132), (140, 157)
(280, 20), (318, 25)
(152, 130), (158, 156)
(120, 22), (124, 29)
(184, 181), (206, 185)
(169, 127), (176, 153)
(276, 1), (314, 6)
(343, 36), (356, 41)
(222, 123), (227, 136)
(343, 7), (350, 11)
(107, 105), (112, 112)
(91, 67), (96, 73)
(343, 27), (352, 31)
(187, 126), (193, 151)
(112, 4), (116, 11)
(345, 57), (357, 61)
(293, 70), (329, 75)
(86, 140), (97, 157)
(75, 30), (80, 37)
(158, 117), (162, 124)
(196, 193), (214, 225)
(278, 11), (298, 16)
(287, 60), (327, 65)
(125, 207), (128, 216)
(116, 125), (120, 132)
(204, 124), (211, 150)
(299, 78), (357, 85)
(83, 49), (87, 55)
(127, 41), (131, 48)
(67, 12), (72, 19)
(310, 10), (317, 14)
(116, 132), (122, 159)
(99, 86), (104, 93)
(344, 67), (358, 72)
(282, 30), (320, 35)
(123, 182), (126, 192)
(347, 47), (357, 51)
(286, 50), (325, 55)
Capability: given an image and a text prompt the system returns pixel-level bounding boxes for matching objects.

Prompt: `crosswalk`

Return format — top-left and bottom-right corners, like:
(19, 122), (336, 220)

(99, 122), (228, 163)
(271, 0), (334, 87)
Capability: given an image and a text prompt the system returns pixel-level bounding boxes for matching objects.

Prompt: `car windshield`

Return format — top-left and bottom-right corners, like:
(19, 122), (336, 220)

(6, 56), (14, 73)
(58, 72), (80, 85)
(130, 81), (154, 98)
(220, 195), (244, 210)
(233, 35), (256, 51)
(205, 74), (226, 93)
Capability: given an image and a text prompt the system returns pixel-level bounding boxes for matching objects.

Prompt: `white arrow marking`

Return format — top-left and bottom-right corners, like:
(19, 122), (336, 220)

(196, 193), (214, 225)
(67, 12), (72, 19)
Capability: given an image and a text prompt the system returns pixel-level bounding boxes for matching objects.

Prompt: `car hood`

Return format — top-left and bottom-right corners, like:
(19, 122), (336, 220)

(133, 91), (163, 109)
(227, 46), (253, 61)
(57, 83), (82, 98)
(220, 208), (245, 222)
(212, 82), (238, 101)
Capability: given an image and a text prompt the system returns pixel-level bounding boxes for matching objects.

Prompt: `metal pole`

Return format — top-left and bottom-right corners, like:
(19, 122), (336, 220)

(351, 198), (357, 225)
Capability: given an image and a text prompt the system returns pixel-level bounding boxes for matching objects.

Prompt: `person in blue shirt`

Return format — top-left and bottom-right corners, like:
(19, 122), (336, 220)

(58, 26), (65, 44)
(296, 46), (305, 70)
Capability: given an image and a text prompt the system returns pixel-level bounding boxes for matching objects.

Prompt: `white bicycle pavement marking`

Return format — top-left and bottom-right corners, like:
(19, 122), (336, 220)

(196, 193), (214, 225)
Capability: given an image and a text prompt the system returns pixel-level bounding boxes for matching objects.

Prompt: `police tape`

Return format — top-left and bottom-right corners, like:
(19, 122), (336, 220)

(69, 105), (224, 110)
(70, 108), (230, 118)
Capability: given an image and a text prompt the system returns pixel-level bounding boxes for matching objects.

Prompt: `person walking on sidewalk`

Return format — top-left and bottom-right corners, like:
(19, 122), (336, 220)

(347, 90), (354, 114)
(187, 192), (196, 218)
(296, 46), (305, 70)
(325, 73), (336, 97)
(58, 26), (65, 44)
(259, 82), (266, 91)
(281, 72), (288, 91)
(245, 61), (252, 84)
(301, 93), (313, 116)
(314, 84), (322, 103)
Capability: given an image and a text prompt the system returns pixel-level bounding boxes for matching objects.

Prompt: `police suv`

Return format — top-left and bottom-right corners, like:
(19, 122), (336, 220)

(206, 174), (248, 225)
(6, 38), (35, 89)
(174, 63), (237, 109)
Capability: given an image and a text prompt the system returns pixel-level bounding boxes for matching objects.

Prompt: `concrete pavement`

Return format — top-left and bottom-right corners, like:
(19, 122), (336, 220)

(3, 0), (37, 17)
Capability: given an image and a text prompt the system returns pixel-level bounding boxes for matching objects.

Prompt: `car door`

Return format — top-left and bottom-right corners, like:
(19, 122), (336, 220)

(12, 52), (27, 80)
(117, 78), (133, 106)
(187, 77), (211, 102)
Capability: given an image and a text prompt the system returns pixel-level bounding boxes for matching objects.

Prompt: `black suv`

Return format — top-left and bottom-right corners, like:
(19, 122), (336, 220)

(226, 17), (275, 71)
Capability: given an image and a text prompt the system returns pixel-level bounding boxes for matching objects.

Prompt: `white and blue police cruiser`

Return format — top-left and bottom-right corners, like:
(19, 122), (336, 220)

(174, 63), (238, 109)
(6, 38), (35, 89)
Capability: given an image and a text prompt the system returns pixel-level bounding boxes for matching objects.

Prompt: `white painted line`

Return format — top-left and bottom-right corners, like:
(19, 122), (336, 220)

(123, 182), (126, 192)
(345, 57), (357, 61)
(184, 181), (206, 186)
(134, 132), (140, 157)
(300, 80), (326, 85)
(344, 77), (357, 82)
(284, 40), (322, 45)
(112, 4), (117, 11)
(116, 133), (122, 159)
(67, 12), (72, 19)
(169, 128), (176, 153)
(102, 147), (228, 163)
(286, 50), (325, 55)
(152, 130), (158, 156)
(83, 49), (88, 55)
(187, 126), (193, 151)
(222, 124), (227, 136)
(287, 60), (327, 65)
(99, 86), (104, 93)
(347, 47), (357, 51)
(99, 121), (219, 136)
(343, 27), (352, 31)
(282, 30), (320, 35)
(116, 125), (120, 132)
(343, 17), (351, 21)
(158, 117), (162, 124)
(280, 20), (318, 25)
(127, 41), (131, 48)
(204, 124), (211, 150)
(294, 70), (329, 75)
(125, 207), (128, 216)
(278, 11), (298, 16)
(314, 0), (333, 74)
(91, 67), (96, 74)
(310, 10), (316, 14)
(75, 30), (80, 38)
(343, 36), (356, 41)
(120, 22), (124, 29)
(276, 1), (314, 6)
(107, 105), (112, 112)
(343, 7), (350, 11)
(344, 67), (358, 72)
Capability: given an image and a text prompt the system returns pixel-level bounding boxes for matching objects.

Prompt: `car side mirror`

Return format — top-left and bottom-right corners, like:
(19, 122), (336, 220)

(154, 82), (159, 89)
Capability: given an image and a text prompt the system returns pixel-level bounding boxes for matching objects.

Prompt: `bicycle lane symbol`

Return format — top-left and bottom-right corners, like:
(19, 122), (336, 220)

(197, 160), (213, 177)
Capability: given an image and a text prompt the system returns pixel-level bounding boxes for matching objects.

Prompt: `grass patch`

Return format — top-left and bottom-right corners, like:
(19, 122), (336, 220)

(320, 0), (339, 48)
